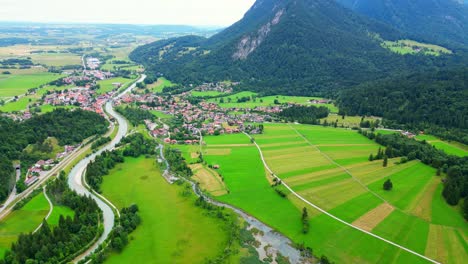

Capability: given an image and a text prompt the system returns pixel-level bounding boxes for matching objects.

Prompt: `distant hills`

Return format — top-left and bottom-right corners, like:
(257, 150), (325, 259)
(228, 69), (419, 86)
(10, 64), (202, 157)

(131, 0), (467, 95)
(335, 0), (468, 48)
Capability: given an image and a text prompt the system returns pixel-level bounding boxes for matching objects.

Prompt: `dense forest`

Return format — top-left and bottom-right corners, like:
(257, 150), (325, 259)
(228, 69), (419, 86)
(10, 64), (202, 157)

(0, 109), (107, 202)
(1, 173), (101, 263)
(278, 105), (329, 124)
(115, 106), (154, 126)
(130, 0), (468, 96)
(335, 0), (468, 48)
(339, 69), (468, 143)
(361, 131), (468, 219)
(164, 148), (193, 178)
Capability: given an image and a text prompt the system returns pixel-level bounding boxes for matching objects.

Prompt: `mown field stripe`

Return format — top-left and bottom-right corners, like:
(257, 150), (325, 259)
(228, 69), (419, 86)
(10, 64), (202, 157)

(287, 125), (389, 204)
(245, 132), (440, 264)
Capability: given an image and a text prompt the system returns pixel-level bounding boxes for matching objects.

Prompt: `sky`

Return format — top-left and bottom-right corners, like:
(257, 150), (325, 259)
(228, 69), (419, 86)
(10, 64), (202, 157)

(0, 0), (256, 26)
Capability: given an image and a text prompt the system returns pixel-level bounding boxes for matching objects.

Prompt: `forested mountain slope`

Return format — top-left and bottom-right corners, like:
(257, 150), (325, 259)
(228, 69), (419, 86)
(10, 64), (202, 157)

(131, 0), (465, 95)
(338, 68), (468, 142)
(335, 0), (468, 48)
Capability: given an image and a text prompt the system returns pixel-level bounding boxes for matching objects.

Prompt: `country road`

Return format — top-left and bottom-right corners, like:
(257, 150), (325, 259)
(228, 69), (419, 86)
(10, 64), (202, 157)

(243, 132), (440, 264)
(67, 74), (146, 263)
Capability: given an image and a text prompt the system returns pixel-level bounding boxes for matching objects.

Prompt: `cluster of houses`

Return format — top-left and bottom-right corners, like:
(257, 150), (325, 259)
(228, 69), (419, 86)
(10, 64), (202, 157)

(43, 88), (110, 116)
(193, 82), (238, 93)
(24, 145), (77, 186)
(86, 57), (101, 70)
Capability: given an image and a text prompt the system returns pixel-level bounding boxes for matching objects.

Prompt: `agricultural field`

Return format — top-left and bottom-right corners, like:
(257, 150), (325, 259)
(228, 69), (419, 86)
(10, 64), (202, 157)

(97, 77), (134, 94)
(100, 157), (238, 263)
(207, 91), (338, 112)
(416, 135), (468, 157)
(381, 39), (452, 56)
(191, 90), (227, 97)
(0, 71), (63, 98)
(320, 113), (380, 128)
(0, 193), (50, 258)
(29, 53), (82, 66)
(148, 77), (174, 93)
(201, 124), (467, 264)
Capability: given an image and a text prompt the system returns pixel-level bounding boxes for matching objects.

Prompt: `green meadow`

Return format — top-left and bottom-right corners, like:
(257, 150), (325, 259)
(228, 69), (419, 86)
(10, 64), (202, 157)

(0, 193), (49, 258)
(207, 91), (338, 112)
(101, 157), (236, 264)
(29, 53), (82, 66)
(0, 72), (63, 98)
(381, 39), (452, 56)
(148, 77), (174, 93)
(416, 135), (467, 157)
(201, 124), (467, 263)
(97, 77), (134, 94)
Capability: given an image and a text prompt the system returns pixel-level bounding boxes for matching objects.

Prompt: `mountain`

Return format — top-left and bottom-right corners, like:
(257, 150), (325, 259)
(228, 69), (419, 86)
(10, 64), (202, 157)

(131, 0), (461, 95)
(334, 0), (468, 47)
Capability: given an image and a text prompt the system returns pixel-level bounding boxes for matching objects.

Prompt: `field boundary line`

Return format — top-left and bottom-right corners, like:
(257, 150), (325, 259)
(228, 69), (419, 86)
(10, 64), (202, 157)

(244, 132), (440, 264)
(287, 124), (390, 204)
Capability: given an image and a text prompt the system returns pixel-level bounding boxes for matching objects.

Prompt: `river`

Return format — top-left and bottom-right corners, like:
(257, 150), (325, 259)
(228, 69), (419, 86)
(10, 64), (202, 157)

(67, 74), (145, 263)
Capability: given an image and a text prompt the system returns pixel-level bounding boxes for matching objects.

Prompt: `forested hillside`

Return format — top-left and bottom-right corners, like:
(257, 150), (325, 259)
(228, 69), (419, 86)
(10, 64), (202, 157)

(131, 0), (468, 95)
(0, 109), (107, 202)
(335, 0), (468, 48)
(338, 69), (468, 142)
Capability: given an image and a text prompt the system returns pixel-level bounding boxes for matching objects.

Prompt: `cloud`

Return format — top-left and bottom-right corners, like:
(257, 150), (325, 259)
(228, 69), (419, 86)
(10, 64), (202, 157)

(0, 0), (256, 26)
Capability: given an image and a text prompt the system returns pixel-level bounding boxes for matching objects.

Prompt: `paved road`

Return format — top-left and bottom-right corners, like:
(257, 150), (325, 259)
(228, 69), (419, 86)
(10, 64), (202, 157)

(68, 74), (145, 262)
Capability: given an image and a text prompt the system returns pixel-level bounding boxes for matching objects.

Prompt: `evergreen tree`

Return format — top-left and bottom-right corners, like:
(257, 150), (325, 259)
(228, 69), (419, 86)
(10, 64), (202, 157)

(383, 156), (388, 167)
(383, 179), (393, 191)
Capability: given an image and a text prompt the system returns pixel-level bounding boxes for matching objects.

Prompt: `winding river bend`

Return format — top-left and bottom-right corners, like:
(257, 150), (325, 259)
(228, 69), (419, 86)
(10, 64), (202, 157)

(67, 75), (146, 263)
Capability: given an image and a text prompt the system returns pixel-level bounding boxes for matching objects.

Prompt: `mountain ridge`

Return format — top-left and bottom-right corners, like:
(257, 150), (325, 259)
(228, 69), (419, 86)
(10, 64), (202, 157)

(131, 0), (465, 95)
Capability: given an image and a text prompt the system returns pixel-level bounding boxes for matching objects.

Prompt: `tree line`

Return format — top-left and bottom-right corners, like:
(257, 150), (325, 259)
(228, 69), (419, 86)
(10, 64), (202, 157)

(115, 106), (154, 127)
(361, 131), (468, 220)
(1, 172), (101, 264)
(86, 133), (156, 192)
(278, 105), (330, 125)
(0, 109), (107, 203)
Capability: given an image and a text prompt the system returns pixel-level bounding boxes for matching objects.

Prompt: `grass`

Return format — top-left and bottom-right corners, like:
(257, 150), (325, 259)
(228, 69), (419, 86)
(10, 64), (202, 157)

(416, 134), (467, 157)
(202, 124), (467, 263)
(29, 53), (81, 66)
(0, 193), (50, 257)
(381, 39), (452, 56)
(208, 91), (338, 112)
(203, 133), (432, 263)
(321, 114), (380, 128)
(47, 205), (74, 227)
(0, 72), (63, 97)
(173, 144), (200, 164)
(191, 91), (227, 97)
(148, 77), (174, 93)
(97, 77), (134, 95)
(101, 157), (235, 263)
(150, 110), (172, 120)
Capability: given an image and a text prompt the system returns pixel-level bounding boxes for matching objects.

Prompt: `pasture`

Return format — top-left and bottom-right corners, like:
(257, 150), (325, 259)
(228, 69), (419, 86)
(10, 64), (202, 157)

(0, 72), (63, 98)
(0, 193), (50, 258)
(201, 124), (467, 263)
(29, 53), (81, 66)
(148, 77), (174, 93)
(97, 77), (134, 94)
(207, 91), (338, 112)
(100, 157), (235, 263)
(381, 40), (452, 56)
(416, 135), (467, 157)
(320, 113), (380, 128)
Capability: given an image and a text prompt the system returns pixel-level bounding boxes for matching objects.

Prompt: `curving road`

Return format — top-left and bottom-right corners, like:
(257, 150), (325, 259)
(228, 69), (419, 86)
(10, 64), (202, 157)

(68, 74), (146, 263)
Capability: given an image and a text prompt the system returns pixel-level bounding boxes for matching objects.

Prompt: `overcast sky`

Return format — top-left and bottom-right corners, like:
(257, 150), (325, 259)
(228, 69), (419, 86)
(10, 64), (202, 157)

(0, 0), (256, 26)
